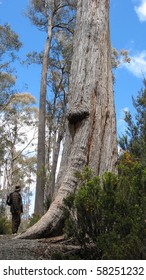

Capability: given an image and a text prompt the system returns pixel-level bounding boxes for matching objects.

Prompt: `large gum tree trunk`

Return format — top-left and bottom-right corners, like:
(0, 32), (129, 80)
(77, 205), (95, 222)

(19, 0), (117, 239)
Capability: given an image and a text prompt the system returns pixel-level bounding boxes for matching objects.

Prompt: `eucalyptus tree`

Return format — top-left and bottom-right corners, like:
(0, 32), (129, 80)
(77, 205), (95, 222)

(45, 57), (68, 202)
(0, 23), (22, 172)
(0, 23), (22, 110)
(26, 0), (76, 216)
(19, 0), (117, 239)
(0, 93), (38, 208)
(44, 28), (74, 202)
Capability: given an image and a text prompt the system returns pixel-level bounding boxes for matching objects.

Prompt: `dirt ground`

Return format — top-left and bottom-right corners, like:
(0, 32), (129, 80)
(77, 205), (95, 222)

(0, 234), (81, 260)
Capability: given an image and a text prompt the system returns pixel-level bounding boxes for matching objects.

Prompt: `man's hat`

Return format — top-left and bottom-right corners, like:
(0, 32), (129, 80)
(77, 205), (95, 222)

(15, 185), (21, 191)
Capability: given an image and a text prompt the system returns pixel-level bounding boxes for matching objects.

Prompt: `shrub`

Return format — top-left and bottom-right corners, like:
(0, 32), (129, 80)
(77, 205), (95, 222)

(63, 165), (146, 259)
(0, 216), (11, 234)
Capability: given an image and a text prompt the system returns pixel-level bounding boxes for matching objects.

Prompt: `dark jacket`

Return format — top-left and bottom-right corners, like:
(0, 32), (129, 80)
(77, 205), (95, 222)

(10, 191), (23, 214)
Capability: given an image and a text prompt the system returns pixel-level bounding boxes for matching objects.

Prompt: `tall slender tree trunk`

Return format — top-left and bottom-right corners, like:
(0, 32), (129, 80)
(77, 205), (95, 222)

(19, 0), (117, 239)
(35, 16), (53, 216)
(50, 125), (64, 200)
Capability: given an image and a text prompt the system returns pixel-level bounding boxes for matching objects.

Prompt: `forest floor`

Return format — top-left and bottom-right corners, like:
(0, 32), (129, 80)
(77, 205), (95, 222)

(0, 234), (81, 260)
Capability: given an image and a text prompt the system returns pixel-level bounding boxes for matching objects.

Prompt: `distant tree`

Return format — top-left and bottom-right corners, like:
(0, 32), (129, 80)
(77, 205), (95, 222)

(45, 33), (73, 202)
(0, 23), (22, 175)
(26, 0), (77, 216)
(45, 68), (66, 201)
(0, 93), (38, 214)
(0, 23), (22, 109)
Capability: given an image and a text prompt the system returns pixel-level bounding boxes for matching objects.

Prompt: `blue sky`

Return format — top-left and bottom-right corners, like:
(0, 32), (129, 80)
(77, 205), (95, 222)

(110, 0), (146, 136)
(0, 0), (146, 137)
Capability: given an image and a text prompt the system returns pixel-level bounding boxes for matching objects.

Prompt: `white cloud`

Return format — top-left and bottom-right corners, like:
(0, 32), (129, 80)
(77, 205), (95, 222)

(122, 51), (146, 78)
(135, 0), (146, 21)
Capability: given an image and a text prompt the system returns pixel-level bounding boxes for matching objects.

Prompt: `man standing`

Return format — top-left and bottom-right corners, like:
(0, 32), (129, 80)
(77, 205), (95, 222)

(10, 185), (23, 234)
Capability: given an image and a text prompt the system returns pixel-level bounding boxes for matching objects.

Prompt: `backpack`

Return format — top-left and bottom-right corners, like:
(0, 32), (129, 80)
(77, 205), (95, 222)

(6, 192), (13, 206)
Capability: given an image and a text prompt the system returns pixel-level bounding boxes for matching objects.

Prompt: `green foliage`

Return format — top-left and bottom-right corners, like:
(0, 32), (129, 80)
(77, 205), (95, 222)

(0, 215), (11, 235)
(111, 48), (130, 83)
(0, 202), (5, 216)
(63, 166), (146, 259)
(112, 48), (130, 69)
(0, 23), (22, 53)
(119, 78), (146, 167)
(0, 23), (22, 110)
(0, 202), (11, 234)
(0, 23), (22, 168)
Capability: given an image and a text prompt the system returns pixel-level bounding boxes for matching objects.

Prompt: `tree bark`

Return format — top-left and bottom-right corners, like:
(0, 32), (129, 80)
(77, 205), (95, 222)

(50, 126), (64, 200)
(34, 16), (53, 217)
(19, 0), (117, 239)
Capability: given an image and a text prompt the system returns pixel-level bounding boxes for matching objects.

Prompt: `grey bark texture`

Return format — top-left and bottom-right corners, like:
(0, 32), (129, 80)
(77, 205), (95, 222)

(19, 0), (117, 239)
(35, 17), (53, 217)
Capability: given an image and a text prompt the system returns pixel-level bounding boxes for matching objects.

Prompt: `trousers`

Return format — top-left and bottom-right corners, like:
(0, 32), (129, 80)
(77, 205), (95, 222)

(12, 212), (21, 234)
